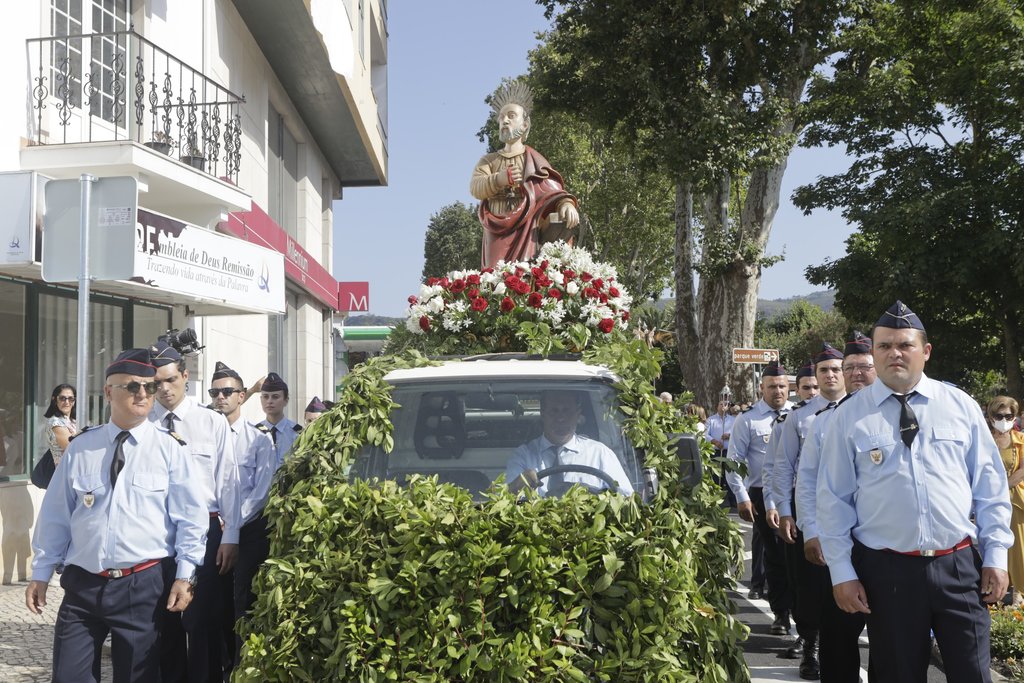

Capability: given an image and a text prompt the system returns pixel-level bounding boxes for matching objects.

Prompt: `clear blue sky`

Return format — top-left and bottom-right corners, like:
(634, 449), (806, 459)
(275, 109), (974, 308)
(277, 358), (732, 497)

(333, 2), (854, 318)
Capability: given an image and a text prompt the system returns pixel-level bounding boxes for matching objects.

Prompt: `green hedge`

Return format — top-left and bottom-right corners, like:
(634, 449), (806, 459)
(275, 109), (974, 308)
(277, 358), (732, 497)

(234, 336), (749, 682)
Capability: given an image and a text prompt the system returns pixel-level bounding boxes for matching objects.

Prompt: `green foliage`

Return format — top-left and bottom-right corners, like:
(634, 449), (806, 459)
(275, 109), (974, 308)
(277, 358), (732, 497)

(754, 300), (863, 370)
(422, 201), (482, 279)
(990, 605), (1024, 662)
(237, 324), (749, 681)
(798, 0), (1024, 395)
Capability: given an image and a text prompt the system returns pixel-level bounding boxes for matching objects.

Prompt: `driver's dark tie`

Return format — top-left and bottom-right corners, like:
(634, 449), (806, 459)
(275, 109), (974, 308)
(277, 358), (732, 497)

(548, 444), (564, 492)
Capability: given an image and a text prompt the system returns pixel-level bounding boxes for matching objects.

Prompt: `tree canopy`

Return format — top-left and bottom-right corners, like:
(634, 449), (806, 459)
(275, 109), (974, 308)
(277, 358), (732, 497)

(421, 201), (482, 279)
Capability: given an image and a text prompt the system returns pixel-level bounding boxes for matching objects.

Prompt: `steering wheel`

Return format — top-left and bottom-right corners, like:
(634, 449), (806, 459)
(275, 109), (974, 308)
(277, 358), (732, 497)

(534, 464), (620, 492)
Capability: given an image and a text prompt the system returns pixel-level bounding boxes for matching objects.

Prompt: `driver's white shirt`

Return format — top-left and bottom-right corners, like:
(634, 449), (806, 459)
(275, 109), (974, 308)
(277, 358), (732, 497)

(506, 433), (634, 496)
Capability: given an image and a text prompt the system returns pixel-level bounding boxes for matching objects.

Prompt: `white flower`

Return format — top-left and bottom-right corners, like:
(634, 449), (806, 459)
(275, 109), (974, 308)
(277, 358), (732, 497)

(405, 315), (424, 334)
(493, 282), (507, 296)
(427, 296), (446, 314)
(566, 281), (580, 296)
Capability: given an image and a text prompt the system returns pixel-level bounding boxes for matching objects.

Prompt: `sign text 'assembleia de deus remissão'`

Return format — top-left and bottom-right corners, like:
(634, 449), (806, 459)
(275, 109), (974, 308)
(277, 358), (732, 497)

(135, 209), (285, 313)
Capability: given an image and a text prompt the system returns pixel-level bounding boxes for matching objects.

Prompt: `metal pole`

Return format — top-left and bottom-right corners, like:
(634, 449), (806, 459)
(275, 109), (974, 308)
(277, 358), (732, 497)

(76, 174), (96, 404)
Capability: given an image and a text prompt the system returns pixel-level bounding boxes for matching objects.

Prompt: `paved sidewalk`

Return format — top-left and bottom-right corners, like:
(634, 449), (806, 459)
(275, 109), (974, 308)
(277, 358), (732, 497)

(0, 579), (111, 682)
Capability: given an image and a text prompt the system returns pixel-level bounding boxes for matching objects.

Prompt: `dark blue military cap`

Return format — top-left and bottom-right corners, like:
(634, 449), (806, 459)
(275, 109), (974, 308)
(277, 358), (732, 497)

(875, 300), (925, 331)
(106, 348), (157, 378)
(796, 362), (815, 379)
(844, 330), (872, 355)
(262, 372), (288, 393)
(305, 396), (327, 413)
(212, 361), (242, 382)
(762, 361), (786, 377)
(814, 342), (844, 365)
(149, 341), (182, 367)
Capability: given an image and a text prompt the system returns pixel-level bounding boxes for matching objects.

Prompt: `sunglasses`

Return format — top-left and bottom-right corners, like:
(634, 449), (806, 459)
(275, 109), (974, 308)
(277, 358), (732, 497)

(993, 413), (1015, 421)
(208, 387), (244, 398)
(110, 381), (160, 396)
(57, 396), (76, 403)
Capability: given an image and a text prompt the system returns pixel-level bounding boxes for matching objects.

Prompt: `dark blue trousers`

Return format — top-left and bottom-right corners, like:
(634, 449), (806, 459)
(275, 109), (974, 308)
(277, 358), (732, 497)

(855, 541), (992, 683)
(233, 514), (270, 663)
(161, 516), (223, 682)
(52, 558), (174, 683)
(819, 565), (871, 682)
(750, 487), (790, 616)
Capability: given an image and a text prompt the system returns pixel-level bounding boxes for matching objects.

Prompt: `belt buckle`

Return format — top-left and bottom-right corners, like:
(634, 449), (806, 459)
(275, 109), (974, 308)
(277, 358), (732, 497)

(108, 568), (124, 578)
(920, 550), (936, 557)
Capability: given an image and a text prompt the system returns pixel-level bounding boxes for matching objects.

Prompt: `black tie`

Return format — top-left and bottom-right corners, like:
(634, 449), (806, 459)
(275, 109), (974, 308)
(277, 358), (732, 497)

(163, 412), (176, 431)
(110, 430), (131, 488)
(894, 393), (919, 448)
(827, 401), (837, 409)
(270, 426), (278, 445)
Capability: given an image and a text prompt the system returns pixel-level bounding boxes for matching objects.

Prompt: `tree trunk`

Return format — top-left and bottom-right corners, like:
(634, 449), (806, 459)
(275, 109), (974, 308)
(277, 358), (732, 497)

(674, 181), (700, 392)
(1002, 313), (1023, 400)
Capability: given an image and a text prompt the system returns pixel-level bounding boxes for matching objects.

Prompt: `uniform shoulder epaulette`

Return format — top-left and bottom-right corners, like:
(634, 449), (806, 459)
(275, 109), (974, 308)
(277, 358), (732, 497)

(168, 431), (188, 446)
(941, 380), (961, 389)
(292, 424), (302, 432)
(255, 423), (270, 433)
(203, 403), (218, 411)
(68, 425), (98, 442)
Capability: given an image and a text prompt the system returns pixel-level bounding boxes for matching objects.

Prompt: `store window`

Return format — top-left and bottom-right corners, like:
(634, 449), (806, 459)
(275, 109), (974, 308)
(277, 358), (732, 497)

(268, 104), (299, 238)
(0, 282), (26, 478)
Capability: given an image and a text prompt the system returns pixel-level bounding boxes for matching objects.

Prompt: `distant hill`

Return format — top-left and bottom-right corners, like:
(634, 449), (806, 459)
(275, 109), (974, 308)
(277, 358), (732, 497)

(757, 290), (835, 319)
(344, 314), (401, 327)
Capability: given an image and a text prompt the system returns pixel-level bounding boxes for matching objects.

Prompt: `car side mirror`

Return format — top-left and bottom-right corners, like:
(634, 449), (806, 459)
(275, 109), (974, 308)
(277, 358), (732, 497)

(670, 433), (703, 488)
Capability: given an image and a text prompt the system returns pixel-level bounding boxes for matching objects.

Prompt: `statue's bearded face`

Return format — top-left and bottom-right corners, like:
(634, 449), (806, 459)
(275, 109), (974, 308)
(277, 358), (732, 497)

(498, 103), (529, 142)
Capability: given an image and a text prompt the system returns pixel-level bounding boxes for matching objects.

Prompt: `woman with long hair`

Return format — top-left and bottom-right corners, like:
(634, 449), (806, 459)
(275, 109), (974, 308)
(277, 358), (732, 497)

(43, 383), (78, 468)
(987, 395), (1024, 602)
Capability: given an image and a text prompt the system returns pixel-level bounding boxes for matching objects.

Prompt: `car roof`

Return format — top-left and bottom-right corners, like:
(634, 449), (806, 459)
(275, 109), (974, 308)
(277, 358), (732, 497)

(383, 358), (620, 384)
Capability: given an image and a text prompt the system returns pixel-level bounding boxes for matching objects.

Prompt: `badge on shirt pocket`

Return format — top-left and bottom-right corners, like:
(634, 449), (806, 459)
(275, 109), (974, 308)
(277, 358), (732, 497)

(762, 434), (771, 443)
(869, 448), (883, 465)
(83, 493), (95, 508)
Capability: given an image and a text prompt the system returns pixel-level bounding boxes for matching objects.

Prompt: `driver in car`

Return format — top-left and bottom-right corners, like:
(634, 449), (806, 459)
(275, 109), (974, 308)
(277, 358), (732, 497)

(506, 390), (634, 496)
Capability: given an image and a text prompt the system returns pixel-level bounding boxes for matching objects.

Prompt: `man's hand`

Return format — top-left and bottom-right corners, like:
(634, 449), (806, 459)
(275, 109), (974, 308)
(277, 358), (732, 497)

(500, 166), (523, 188)
(803, 537), (826, 566)
(981, 567), (1010, 604)
(779, 516), (797, 543)
(737, 500), (756, 523)
(557, 202), (580, 229)
(25, 581), (48, 615)
(508, 469), (539, 494)
(710, 439), (724, 449)
(833, 580), (871, 614)
(166, 580), (193, 613)
(217, 543), (239, 574)
(766, 509), (780, 530)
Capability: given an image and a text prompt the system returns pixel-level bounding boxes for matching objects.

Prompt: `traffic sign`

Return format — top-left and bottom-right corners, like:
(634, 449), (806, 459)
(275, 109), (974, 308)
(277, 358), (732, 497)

(733, 348), (780, 364)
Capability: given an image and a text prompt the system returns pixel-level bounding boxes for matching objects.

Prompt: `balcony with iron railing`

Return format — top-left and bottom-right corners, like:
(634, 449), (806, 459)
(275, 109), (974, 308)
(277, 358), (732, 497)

(24, 28), (250, 225)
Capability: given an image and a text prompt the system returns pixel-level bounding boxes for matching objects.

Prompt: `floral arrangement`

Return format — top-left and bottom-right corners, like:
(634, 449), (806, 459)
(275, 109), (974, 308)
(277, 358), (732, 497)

(402, 242), (631, 353)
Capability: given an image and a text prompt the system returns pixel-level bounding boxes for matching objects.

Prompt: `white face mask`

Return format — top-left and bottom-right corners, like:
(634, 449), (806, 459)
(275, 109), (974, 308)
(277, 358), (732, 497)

(993, 418), (1014, 434)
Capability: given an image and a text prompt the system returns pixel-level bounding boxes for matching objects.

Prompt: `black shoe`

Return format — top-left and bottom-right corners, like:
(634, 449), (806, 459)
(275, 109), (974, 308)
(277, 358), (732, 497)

(781, 636), (803, 659)
(769, 613), (791, 636)
(799, 635), (820, 680)
(748, 587), (764, 600)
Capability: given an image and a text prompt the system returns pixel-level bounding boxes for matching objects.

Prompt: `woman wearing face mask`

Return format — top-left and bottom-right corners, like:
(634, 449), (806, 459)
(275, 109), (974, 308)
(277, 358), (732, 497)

(988, 395), (1024, 602)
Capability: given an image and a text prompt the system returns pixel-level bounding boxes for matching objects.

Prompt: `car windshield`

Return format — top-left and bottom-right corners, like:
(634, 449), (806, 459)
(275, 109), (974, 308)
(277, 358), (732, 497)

(351, 379), (642, 500)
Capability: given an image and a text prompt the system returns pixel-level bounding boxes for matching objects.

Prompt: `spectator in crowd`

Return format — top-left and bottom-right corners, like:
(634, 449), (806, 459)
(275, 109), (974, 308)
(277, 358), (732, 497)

(150, 342), (240, 683)
(987, 395), (1024, 603)
(707, 399), (737, 509)
(26, 349), (206, 682)
(818, 301), (1012, 682)
(683, 403), (707, 434)
(727, 362), (794, 636)
(658, 391), (673, 405)
(42, 384), (78, 469)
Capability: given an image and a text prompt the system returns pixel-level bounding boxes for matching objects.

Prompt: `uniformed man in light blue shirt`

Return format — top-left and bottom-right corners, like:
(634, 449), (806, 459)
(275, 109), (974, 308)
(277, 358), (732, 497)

(208, 360), (277, 673)
(258, 372), (303, 466)
(150, 341), (240, 683)
(726, 361), (793, 635)
(26, 348), (207, 682)
(817, 301), (1013, 682)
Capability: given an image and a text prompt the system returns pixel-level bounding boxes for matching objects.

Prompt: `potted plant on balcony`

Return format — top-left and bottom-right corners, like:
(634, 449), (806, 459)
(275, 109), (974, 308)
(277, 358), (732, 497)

(144, 131), (175, 155)
(179, 135), (206, 172)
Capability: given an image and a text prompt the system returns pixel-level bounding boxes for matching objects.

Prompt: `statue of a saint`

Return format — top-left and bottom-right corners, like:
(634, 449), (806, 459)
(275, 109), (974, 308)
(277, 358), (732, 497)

(470, 82), (579, 268)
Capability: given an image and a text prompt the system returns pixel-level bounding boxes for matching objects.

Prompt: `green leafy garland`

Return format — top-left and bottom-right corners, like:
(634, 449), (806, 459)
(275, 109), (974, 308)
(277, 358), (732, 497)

(235, 327), (748, 682)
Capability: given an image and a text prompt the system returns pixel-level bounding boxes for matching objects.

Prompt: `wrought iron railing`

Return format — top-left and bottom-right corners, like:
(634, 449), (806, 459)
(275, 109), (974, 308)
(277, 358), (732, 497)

(27, 29), (244, 183)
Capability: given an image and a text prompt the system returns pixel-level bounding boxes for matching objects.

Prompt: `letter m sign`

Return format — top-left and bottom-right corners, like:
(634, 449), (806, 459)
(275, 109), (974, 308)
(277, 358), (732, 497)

(338, 282), (369, 312)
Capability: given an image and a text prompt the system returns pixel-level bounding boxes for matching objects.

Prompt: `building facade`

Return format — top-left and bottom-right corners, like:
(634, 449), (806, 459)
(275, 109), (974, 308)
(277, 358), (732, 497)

(0, 0), (387, 579)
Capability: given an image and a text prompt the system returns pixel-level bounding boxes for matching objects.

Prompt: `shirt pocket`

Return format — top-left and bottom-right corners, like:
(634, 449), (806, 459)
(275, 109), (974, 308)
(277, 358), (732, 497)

(929, 426), (969, 475)
(71, 472), (106, 506)
(189, 440), (217, 479)
(853, 433), (901, 477)
(754, 428), (772, 448)
(132, 471), (169, 492)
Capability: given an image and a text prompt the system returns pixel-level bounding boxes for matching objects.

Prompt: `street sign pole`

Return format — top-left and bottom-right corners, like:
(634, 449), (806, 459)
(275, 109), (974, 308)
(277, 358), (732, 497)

(76, 174), (96, 398)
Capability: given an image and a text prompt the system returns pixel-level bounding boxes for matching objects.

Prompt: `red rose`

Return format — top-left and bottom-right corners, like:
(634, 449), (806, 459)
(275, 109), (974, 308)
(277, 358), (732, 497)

(592, 278), (604, 290)
(599, 293), (608, 303)
(426, 277), (440, 286)
(471, 297), (488, 312)
(621, 311), (631, 322)
(531, 266), (547, 280)
(580, 272), (593, 282)
(547, 288), (563, 300)
(534, 275), (552, 289)
(609, 286), (620, 297)
(583, 287), (599, 299)
(515, 266), (526, 276)
(514, 279), (530, 295)
(467, 287), (479, 299)
(467, 274), (481, 285)
(481, 267), (494, 274)
(419, 316), (431, 331)
(562, 269), (576, 280)
(527, 292), (544, 308)
(504, 275), (521, 288)
(407, 295), (418, 304)
(439, 277), (451, 288)
(540, 260), (549, 269)
(598, 318), (614, 333)
(500, 296), (515, 312)
(450, 279), (467, 294)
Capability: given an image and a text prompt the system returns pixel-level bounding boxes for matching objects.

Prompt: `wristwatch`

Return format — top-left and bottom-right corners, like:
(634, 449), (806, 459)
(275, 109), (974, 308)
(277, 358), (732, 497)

(185, 572), (197, 590)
